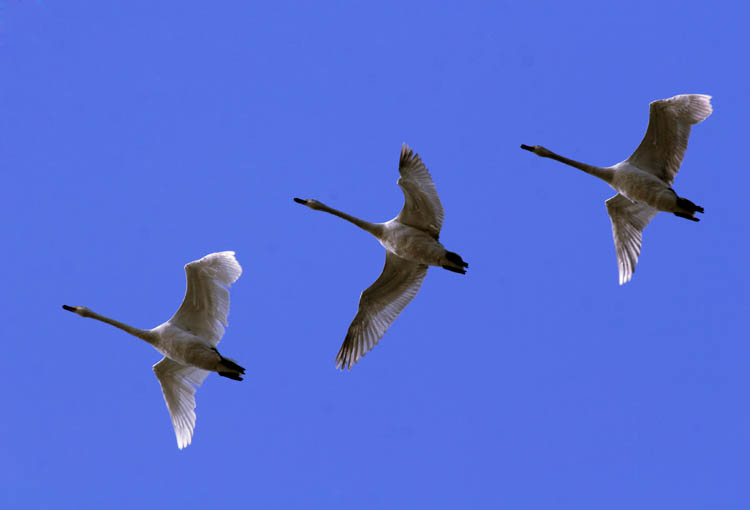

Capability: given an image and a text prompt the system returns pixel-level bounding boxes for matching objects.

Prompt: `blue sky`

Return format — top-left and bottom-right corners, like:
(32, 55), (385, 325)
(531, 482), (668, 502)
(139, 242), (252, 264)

(1, 1), (748, 508)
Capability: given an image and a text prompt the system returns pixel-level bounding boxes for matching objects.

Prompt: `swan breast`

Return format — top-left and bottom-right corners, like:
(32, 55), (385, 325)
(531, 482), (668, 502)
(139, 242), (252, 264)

(611, 162), (677, 211)
(378, 220), (445, 266)
(152, 323), (219, 369)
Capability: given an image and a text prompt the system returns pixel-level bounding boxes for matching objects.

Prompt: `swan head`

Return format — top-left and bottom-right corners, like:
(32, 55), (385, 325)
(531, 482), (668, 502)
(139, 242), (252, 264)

(293, 197), (324, 210)
(520, 144), (553, 158)
(62, 305), (91, 317)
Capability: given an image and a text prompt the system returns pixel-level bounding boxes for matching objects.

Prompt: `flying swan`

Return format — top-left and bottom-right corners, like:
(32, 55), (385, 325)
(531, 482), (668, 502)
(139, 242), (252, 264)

(62, 251), (244, 449)
(294, 144), (468, 369)
(521, 94), (712, 284)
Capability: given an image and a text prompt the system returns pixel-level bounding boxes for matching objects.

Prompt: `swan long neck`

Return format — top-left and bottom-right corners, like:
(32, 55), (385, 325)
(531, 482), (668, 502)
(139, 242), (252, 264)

(544, 150), (614, 183)
(316, 202), (383, 237)
(82, 309), (156, 345)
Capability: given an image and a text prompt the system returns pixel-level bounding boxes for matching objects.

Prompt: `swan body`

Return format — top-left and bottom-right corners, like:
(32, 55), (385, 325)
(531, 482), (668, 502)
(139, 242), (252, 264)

(607, 161), (682, 211)
(63, 251), (244, 449)
(294, 144), (467, 369)
(521, 94), (712, 284)
(149, 323), (225, 369)
(377, 220), (449, 266)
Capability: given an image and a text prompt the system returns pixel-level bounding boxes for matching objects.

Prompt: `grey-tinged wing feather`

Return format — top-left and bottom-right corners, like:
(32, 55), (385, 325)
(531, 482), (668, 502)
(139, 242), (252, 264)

(396, 144), (445, 240)
(626, 94), (712, 185)
(168, 251), (242, 346)
(153, 357), (211, 449)
(335, 252), (428, 370)
(606, 194), (659, 285)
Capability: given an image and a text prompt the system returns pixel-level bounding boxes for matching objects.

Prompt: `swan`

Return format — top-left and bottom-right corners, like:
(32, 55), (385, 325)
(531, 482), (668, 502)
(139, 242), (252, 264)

(520, 94), (712, 284)
(62, 251), (244, 449)
(294, 143), (468, 369)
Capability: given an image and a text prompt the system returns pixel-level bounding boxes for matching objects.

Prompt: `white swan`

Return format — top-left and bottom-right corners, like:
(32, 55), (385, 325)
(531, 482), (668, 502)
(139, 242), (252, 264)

(62, 251), (244, 449)
(521, 94), (712, 284)
(294, 144), (468, 369)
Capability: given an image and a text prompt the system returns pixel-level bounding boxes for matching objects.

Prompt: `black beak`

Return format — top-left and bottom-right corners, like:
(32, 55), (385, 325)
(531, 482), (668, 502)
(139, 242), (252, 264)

(62, 305), (75, 312)
(520, 144), (534, 152)
(293, 198), (306, 204)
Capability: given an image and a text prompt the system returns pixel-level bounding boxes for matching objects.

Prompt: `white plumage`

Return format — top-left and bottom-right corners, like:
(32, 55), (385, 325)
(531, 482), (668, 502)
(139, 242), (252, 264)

(522, 94), (712, 284)
(63, 251), (244, 449)
(294, 144), (467, 369)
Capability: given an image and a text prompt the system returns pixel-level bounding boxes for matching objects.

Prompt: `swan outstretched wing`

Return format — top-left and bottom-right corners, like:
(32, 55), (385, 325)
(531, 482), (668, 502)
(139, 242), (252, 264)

(168, 251), (242, 346)
(606, 194), (659, 285)
(396, 144), (445, 240)
(153, 357), (211, 449)
(626, 94), (712, 184)
(335, 252), (428, 370)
